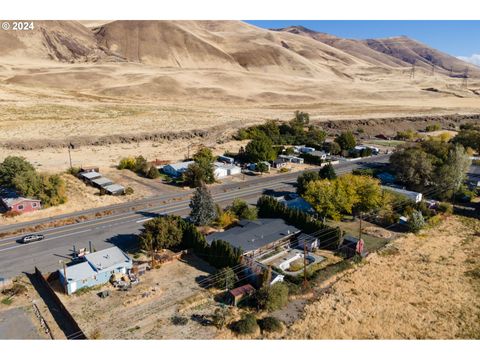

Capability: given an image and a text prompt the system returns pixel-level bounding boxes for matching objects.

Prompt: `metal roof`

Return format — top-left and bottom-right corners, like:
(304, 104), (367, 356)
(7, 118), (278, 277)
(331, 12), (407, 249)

(85, 247), (131, 272)
(79, 171), (102, 180)
(229, 284), (255, 297)
(103, 184), (125, 193)
(59, 261), (96, 283)
(164, 161), (194, 171)
(206, 218), (301, 254)
(214, 162), (241, 171)
(91, 177), (114, 187)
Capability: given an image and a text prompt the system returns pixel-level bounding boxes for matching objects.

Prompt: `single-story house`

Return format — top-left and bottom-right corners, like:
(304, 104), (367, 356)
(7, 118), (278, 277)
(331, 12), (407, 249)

(58, 246), (133, 295)
(206, 218), (301, 257)
(217, 155), (235, 164)
(382, 186), (423, 203)
(294, 146), (316, 154)
(214, 162), (242, 179)
(0, 188), (41, 214)
(272, 158), (288, 169)
(310, 150), (328, 160)
(227, 284), (256, 306)
(276, 194), (315, 214)
(278, 155), (305, 164)
(162, 161), (195, 178)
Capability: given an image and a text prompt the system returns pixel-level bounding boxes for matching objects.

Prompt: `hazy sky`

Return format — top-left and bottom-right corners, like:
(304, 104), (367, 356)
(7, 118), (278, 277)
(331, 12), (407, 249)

(245, 20), (480, 65)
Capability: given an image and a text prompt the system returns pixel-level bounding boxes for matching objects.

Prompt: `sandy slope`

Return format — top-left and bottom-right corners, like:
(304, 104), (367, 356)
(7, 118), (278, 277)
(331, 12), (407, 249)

(0, 20), (479, 166)
(285, 216), (480, 339)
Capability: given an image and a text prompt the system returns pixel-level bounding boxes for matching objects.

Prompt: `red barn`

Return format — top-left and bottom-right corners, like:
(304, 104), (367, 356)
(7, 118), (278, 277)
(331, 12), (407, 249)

(0, 189), (41, 214)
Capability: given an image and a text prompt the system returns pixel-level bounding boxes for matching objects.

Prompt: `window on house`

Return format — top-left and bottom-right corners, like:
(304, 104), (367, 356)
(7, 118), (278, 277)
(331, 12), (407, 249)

(32, 203), (37, 208)
(18, 205), (24, 210)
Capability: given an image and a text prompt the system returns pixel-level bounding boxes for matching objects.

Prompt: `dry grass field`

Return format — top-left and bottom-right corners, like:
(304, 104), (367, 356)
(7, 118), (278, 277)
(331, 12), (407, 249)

(284, 216), (480, 339)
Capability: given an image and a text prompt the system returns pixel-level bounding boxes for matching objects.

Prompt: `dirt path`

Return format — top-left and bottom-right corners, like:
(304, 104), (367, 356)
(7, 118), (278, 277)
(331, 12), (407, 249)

(284, 216), (480, 339)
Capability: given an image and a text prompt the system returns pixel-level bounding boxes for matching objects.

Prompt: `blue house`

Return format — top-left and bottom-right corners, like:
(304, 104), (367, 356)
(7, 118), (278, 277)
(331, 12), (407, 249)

(58, 246), (133, 295)
(162, 161), (194, 178)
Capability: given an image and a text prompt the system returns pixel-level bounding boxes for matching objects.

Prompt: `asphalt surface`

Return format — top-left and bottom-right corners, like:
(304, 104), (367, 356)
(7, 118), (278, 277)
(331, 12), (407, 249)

(0, 155), (390, 279)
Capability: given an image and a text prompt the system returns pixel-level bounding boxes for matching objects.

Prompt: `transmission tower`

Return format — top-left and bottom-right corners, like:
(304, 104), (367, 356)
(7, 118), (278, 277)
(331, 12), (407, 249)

(462, 67), (469, 88)
(431, 63), (435, 76)
(449, 66), (453, 77)
(410, 60), (416, 79)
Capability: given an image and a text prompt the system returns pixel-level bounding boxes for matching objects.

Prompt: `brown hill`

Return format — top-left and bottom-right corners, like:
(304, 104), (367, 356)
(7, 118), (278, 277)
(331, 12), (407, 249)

(0, 20), (479, 148)
(362, 36), (478, 77)
(273, 25), (480, 78)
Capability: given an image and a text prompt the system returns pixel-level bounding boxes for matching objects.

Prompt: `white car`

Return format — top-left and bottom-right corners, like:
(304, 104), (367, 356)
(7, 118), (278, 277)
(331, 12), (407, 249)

(20, 234), (45, 244)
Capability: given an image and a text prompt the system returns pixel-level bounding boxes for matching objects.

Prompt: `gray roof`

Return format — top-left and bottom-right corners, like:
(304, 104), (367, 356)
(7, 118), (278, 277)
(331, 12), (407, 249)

(59, 261), (96, 282)
(206, 218), (301, 253)
(310, 150), (327, 157)
(103, 184), (125, 193)
(279, 197), (314, 213)
(79, 171), (102, 180)
(214, 162), (241, 171)
(91, 177), (114, 187)
(85, 247), (131, 272)
(164, 161), (194, 172)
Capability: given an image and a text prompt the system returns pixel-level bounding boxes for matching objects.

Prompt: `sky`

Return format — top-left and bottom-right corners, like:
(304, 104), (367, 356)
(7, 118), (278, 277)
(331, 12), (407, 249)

(245, 20), (480, 65)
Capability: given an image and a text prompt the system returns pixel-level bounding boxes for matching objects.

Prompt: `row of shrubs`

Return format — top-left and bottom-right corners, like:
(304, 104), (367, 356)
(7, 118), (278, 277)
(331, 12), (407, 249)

(231, 314), (284, 335)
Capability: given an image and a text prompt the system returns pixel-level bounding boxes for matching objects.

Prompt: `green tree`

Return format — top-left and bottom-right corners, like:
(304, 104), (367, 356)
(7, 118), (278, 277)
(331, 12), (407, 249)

(138, 216), (183, 251)
(435, 144), (471, 198)
(192, 147), (215, 184)
(296, 171), (320, 195)
(214, 267), (236, 289)
(189, 184), (217, 226)
(293, 110), (310, 126)
(245, 134), (276, 162)
(390, 147), (434, 191)
(335, 131), (356, 151)
(146, 165), (160, 179)
(232, 313), (258, 335)
(255, 283), (289, 312)
(347, 174), (383, 214)
(256, 162), (269, 174)
(229, 199), (258, 220)
(319, 163), (337, 180)
(183, 163), (206, 188)
(409, 210), (426, 233)
(325, 141), (341, 155)
(304, 179), (344, 221)
(452, 129), (480, 153)
(0, 156), (35, 187)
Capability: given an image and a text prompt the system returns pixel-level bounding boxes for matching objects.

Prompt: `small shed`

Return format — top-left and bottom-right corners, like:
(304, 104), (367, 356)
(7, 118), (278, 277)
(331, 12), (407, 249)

(227, 284), (256, 306)
(338, 235), (365, 258)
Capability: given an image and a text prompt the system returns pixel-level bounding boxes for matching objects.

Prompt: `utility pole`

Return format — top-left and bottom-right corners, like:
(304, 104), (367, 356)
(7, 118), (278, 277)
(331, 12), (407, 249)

(431, 63), (435, 76)
(67, 145), (73, 169)
(462, 66), (469, 88)
(358, 212), (363, 242)
(410, 60), (416, 79)
(303, 240), (308, 290)
(449, 66), (453, 77)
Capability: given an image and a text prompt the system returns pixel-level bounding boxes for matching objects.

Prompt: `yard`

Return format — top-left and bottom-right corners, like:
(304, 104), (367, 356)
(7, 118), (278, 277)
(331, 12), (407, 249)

(58, 253), (223, 339)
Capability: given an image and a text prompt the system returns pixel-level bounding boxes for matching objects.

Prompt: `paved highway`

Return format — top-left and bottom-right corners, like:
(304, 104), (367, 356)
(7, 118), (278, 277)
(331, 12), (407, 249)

(0, 155), (390, 279)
